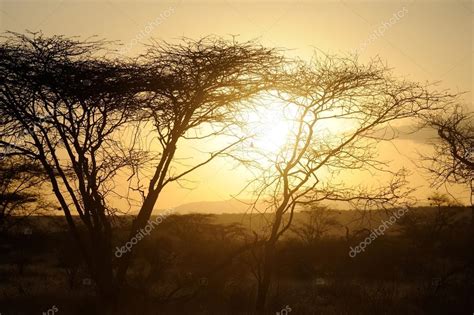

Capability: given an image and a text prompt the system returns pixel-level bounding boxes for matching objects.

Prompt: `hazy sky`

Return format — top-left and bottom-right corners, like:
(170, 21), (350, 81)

(1, 0), (472, 209)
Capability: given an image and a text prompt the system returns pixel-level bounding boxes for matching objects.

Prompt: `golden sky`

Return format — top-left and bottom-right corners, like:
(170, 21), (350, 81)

(1, 0), (472, 209)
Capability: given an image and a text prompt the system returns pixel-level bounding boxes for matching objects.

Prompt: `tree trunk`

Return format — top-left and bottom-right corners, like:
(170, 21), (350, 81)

(116, 144), (177, 286)
(471, 204), (474, 233)
(82, 228), (119, 312)
(255, 241), (276, 313)
(96, 269), (118, 308)
(116, 188), (161, 286)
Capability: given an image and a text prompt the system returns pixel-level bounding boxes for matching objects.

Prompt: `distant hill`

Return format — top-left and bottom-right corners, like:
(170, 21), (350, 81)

(171, 199), (254, 214)
(170, 199), (348, 214)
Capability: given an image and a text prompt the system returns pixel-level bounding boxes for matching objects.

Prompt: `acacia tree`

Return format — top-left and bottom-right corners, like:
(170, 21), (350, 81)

(418, 105), (474, 314)
(0, 32), (148, 301)
(290, 206), (340, 244)
(115, 37), (284, 284)
(419, 106), (473, 221)
(246, 56), (455, 312)
(0, 33), (284, 303)
(0, 157), (51, 233)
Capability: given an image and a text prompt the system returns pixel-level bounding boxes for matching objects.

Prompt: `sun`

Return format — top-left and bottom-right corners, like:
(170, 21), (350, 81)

(241, 100), (296, 156)
(238, 96), (354, 160)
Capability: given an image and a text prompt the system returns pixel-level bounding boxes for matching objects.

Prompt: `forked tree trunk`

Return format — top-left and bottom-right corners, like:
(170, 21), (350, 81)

(116, 143), (177, 286)
(116, 188), (161, 286)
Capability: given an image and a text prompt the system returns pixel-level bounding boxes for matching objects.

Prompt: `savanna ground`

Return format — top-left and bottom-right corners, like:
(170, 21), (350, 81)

(1, 205), (472, 315)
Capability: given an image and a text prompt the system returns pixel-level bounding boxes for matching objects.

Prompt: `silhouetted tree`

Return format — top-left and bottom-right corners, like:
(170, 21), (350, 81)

(420, 106), (473, 223)
(291, 206), (340, 244)
(0, 32), (146, 303)
(116, 37), (284, 283)
(418, 106), (474, 310)
(246, 56), (455, 312)
(0, 157), (50, 233)
(0, 32), (285, 305)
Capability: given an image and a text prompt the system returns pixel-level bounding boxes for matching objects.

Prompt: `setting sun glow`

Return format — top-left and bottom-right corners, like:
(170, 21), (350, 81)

(242, 101), (295, 156)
